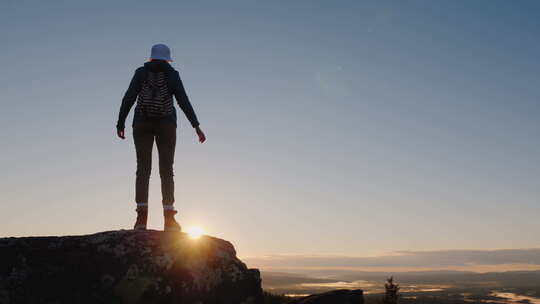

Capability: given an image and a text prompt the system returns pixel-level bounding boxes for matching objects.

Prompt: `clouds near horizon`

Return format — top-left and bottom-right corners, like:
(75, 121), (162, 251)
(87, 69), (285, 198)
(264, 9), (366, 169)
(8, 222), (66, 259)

(244, 248), (540, 273)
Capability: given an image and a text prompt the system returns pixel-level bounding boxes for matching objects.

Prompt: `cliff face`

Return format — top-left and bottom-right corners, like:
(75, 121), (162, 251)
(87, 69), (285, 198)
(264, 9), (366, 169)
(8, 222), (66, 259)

(0, 230), (262, 304)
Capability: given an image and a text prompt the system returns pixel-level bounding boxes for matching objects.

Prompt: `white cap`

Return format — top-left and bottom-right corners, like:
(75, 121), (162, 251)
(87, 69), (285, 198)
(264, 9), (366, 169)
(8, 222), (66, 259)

(150, 43), (173, 61)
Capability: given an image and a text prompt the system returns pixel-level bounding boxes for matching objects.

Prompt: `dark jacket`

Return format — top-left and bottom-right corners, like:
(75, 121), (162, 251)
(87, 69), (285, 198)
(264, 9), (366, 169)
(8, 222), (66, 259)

(116, 60), (200, 131)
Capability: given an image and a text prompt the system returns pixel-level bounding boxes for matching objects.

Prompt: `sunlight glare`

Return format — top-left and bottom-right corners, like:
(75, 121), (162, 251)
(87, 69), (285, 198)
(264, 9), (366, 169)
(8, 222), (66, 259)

(186, 226), (204, 239)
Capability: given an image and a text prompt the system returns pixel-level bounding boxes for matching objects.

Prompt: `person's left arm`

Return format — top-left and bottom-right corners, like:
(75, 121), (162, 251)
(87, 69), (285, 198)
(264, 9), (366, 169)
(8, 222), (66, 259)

(116, 68), (143, 139)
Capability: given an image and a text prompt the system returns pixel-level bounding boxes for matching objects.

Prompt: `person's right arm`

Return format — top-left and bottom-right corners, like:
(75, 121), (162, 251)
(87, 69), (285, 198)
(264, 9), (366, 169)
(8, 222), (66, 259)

(172, 70), (206, 143)
(116, 68), (144, 139)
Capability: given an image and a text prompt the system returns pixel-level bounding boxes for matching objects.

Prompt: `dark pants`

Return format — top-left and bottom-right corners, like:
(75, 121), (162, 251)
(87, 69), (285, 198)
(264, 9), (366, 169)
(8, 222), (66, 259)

(133, 119), (176, 207)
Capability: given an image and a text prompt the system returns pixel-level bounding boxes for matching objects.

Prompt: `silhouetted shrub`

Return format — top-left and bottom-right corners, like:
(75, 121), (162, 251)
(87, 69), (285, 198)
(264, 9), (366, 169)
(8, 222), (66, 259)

(380, 276), (400, 304)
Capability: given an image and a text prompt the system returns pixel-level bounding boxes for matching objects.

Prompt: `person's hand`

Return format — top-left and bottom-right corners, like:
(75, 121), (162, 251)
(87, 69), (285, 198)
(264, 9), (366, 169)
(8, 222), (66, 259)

(117, 129), (126, 140)
(196, 126), (206, 143)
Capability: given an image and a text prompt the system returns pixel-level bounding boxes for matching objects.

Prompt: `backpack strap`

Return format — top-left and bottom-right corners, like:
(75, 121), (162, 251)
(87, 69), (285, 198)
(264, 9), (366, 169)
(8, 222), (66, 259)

(139, 67), (155, 119)
(165, 69), (175, 96)
(141, 66), (150, 83)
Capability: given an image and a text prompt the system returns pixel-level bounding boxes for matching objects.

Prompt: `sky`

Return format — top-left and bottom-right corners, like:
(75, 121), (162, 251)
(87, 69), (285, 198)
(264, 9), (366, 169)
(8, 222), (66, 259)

(1, 0), (539, 272)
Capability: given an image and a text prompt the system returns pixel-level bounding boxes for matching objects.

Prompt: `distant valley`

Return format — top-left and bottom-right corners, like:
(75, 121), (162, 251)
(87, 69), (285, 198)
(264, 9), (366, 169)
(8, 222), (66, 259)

(261, 270), (540, 303)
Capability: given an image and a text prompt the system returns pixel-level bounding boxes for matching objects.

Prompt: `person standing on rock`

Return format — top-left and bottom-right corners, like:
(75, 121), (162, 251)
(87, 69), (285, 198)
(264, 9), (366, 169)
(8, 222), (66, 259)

(116, 43), (206, 232)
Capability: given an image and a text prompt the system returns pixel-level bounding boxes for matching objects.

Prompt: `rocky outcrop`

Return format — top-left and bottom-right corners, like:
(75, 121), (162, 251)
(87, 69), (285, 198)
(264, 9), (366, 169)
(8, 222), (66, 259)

(290, 289), (364, 304)
(0, 230), (262, 304)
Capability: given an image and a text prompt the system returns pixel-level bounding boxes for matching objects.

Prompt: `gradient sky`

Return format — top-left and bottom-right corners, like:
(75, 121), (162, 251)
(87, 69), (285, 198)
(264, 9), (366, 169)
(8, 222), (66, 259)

(1, 0), (539, 271)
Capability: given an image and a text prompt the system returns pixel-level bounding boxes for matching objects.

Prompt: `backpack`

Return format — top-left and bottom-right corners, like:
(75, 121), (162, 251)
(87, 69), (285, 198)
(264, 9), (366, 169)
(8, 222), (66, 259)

(137, 68), (174, 118)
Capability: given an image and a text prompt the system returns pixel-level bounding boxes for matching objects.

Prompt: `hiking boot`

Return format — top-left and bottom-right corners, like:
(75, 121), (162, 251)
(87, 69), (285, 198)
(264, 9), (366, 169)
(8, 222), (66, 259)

(133, 207), (148, 230)
(164, 209), (182, 232)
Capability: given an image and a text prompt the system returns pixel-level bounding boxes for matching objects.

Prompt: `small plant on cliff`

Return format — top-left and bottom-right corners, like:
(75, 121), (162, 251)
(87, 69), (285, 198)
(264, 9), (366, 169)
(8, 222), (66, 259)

(380, 276), (400, 304)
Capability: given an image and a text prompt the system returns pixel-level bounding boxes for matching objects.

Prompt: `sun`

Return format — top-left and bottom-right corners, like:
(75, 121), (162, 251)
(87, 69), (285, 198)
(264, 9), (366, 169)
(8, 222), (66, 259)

(186, 226), (204, 239)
